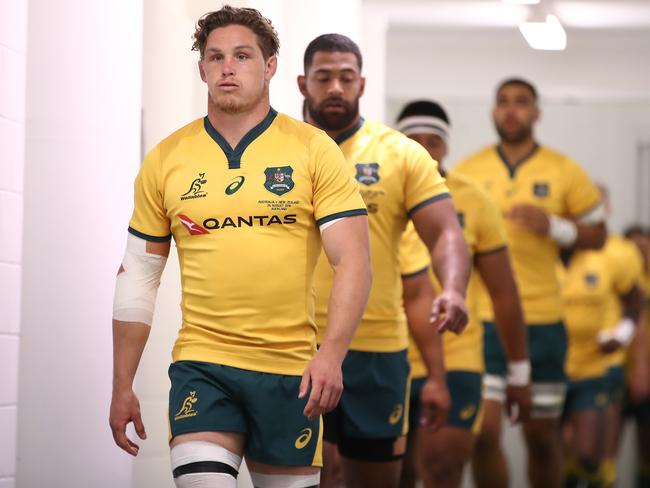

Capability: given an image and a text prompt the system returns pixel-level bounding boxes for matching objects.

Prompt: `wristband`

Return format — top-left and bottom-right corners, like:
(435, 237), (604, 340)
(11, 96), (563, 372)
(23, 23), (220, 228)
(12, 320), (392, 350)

(507, 360), (531, 386)
(598, 317), (635, 347)
(549, 215), (577, 247)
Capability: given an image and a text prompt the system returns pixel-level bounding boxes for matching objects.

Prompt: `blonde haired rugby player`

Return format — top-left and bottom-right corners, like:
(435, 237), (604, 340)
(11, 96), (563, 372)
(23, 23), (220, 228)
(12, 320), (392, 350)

(109, 6), (371, 488)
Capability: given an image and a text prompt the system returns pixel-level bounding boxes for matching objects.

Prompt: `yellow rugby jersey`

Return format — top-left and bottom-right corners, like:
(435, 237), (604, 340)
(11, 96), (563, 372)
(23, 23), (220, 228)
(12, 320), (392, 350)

(400, 172), (508, 377)
(128, 109), (366, 376)
(314, 119), (449, 352)
(599, 236), (644, 369)
(455, 145), (601, 324)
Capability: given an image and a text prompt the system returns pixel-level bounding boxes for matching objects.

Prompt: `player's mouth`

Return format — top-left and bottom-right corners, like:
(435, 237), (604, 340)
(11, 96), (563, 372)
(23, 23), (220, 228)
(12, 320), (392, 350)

(218, 81), (239, 91)
(323, 99), (346, 112)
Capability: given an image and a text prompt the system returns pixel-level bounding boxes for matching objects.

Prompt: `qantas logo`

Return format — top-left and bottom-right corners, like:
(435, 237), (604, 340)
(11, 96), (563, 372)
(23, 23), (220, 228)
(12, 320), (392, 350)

(179, 214), (210, 235)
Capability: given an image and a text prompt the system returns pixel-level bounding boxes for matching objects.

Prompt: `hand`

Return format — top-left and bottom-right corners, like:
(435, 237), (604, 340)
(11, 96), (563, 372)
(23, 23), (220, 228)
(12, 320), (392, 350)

(506, 383), (532, 424)
(599, 338), (623, 354)
(506, 204), (550, 236)
(431, 289), (468, 334)
(299, 348), (344, 421)
(419, 377), (450, 431)
(109, 388), (146, 456)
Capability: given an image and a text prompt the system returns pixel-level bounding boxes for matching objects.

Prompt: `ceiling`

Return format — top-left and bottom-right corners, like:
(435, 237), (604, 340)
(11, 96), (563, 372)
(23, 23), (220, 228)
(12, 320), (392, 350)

(363, 0), (650, 29)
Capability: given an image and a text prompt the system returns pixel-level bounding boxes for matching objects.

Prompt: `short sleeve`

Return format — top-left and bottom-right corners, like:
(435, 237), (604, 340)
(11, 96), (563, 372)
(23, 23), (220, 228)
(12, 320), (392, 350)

(475, 189), (508, 255)
(563, 160), (602, 218)
(128, 145), (172, 242)
(403, 139), (450, 216)
(310, 132), (367, 227)
(399, 222), (431, 277)
(609, 241), (643, 297)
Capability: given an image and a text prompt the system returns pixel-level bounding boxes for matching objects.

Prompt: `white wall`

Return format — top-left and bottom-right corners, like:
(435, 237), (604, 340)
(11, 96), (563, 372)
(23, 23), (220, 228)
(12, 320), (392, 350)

(0, 1), (27, 487)
(16, 1), (143, 487)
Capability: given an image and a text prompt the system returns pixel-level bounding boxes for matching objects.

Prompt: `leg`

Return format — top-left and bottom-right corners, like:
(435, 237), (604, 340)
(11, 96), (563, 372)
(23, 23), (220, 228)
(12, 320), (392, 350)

(472, 399), (508, 488)
(420, 426), (475, 488)
(563, 410), (607, 488)
(320, 441), (344, 488)
(246, 458), (320, 488)
(340, 447), (404, 488)
(399, 428), (421, 488)
(170, 432), (245, 487)
(400, 376), (427, 488)
(523, 416), (564, 488)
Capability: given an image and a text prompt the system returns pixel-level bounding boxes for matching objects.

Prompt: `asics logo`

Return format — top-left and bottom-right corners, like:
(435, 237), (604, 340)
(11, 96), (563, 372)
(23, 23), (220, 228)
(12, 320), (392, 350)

(389, 404), (404, 425)
(294, 428), (312, 449)
(225, 176), (245, 195)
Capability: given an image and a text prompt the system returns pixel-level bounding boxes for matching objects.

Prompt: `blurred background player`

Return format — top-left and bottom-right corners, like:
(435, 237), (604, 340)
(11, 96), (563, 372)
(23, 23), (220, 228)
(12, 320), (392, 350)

(299, 35), (471, 488)
(593, 189), (647, 488)
(559, 187), (645, 488)
(455, 77), (607, 488)
(396, 100), (531, 488)
(623, 225), (650, 487)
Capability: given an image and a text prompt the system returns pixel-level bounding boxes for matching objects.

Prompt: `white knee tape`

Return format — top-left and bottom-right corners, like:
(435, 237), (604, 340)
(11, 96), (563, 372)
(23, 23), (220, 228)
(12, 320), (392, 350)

(249, 471), (320, 488)
(170, 441), (242, 488)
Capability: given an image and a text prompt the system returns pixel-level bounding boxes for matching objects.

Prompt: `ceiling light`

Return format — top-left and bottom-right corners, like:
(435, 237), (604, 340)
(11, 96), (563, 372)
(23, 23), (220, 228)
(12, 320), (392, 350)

(519, 14), (567, 50)
(502, 0), (540, 4)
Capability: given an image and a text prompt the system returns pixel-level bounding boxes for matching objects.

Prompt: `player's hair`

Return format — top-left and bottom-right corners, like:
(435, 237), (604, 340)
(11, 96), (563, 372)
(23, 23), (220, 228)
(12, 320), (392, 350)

(624, 224), (649, 238)
(396, 100), (451, 125)
(496, 77), (538, 101)
(192, 5), (279, 60)
(303, 34), (363, 72)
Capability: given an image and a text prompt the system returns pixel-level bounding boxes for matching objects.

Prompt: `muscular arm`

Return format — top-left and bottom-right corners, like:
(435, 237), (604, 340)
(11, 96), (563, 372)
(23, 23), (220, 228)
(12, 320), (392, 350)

(476, 247), (532, 421)
(574, 221), (607, 250)
(300, 215), (371, 420)
(402, 271), (450, 429)
(110, 238), (169, 455)
(411, 198), (470, 333)
(475, 248), (528, 363)
(402, 271), (445, 382)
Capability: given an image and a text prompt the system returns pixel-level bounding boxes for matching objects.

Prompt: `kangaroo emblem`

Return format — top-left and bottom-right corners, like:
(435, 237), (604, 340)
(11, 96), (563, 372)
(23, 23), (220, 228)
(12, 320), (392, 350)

(181, 173), (207, 196)
(174, 391), (198, 420)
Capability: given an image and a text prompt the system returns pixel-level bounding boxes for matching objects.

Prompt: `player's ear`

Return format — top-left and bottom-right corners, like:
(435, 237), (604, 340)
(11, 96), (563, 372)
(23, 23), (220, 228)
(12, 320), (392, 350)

(198, 60), (207, 83)
(297, 75), (307, 96)
(358, 76), (366, 97)
(265, 55), (278, 81)
(534, 106), (541, 123)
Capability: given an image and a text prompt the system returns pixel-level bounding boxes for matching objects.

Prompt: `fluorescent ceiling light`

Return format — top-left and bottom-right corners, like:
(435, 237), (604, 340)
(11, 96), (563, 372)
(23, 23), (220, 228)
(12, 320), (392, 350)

(502, 0), (540, 4)
(519, 14), (567, 50)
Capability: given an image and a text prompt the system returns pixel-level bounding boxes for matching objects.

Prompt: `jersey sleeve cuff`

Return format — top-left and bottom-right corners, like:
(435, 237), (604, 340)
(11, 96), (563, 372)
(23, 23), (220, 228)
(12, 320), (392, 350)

(407, 192), (451, 217)
(128, 226), (172, 242)
(316, 208), (368, 227)
(475, 244), (508, 257)
(401, 266), (430, 279)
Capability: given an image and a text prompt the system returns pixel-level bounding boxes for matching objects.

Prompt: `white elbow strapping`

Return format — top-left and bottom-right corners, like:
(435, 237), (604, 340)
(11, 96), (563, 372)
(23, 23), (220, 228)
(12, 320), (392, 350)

(112, 234), (167, 325)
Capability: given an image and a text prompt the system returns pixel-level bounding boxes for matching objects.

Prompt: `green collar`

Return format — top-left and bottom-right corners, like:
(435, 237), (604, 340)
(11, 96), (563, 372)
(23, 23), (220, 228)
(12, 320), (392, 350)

(496, 143), (539, 178)
(204, 108), (278, 169)
(335, 117), (365, 146)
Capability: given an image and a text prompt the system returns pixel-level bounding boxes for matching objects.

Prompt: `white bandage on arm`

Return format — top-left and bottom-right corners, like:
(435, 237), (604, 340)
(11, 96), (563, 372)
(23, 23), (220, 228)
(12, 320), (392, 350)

(507, 360), (531, 386)
(549, 203), (605, 247)
(319, 217), (344, 233)
(548, 215), (578, 247)
(598, 317), (635, 347)
(112, 233), (167, 325)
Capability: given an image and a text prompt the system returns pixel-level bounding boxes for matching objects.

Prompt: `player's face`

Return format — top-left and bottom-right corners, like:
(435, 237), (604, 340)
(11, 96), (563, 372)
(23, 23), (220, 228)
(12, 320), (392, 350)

(493, 84), (539, 144)
(408, 133), (447, 166)
(299, 51), (365, 131)
(199, 25), (276, 114)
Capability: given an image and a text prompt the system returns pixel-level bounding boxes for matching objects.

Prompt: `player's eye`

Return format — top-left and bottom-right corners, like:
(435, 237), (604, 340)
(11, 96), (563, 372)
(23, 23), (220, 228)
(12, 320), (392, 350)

(237, 53), (249, 61)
